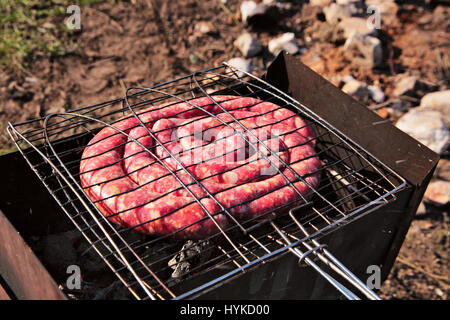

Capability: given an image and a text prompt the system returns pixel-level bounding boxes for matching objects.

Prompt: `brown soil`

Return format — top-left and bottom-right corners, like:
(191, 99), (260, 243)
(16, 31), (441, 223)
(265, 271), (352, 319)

(0, 0), (448, 299)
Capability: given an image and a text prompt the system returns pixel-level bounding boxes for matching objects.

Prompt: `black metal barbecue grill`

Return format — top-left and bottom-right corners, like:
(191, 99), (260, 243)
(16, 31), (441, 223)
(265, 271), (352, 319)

(1, 53), (439, 300)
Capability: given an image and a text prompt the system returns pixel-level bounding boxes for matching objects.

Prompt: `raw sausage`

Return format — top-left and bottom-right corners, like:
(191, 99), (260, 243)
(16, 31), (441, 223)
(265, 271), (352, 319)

(80, 95), (321, 239)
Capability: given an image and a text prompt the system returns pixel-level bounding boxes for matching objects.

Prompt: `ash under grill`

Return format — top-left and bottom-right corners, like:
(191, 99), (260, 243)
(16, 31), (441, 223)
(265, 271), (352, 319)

(6, 54), (413, 300)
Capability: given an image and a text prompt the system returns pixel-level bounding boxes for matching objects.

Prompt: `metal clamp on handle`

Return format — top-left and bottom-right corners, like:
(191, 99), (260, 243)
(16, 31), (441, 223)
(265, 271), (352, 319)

(271, 216), (381, 301)
(297, 244), (327, 266)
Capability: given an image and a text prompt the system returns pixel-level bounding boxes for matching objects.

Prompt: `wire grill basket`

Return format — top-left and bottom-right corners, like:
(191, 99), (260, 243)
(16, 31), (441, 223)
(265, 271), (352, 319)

(7, 63), (407, 300)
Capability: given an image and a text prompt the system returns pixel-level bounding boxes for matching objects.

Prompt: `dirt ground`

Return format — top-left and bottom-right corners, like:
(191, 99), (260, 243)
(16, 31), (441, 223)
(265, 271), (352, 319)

(0, 0), (448, 299)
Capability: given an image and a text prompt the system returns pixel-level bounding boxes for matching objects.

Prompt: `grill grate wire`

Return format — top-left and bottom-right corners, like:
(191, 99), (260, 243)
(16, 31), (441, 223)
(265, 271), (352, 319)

(7, 63), (407, 300)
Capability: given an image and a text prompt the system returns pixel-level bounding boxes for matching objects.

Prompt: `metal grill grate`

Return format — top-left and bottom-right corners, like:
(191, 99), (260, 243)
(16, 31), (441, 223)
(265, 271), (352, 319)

(7, 63), (407, 300)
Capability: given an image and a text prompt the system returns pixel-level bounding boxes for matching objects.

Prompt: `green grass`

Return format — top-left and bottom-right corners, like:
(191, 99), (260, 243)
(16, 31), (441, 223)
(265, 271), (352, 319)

(0, 146), (18, 155)
(0, 0), (117, 73)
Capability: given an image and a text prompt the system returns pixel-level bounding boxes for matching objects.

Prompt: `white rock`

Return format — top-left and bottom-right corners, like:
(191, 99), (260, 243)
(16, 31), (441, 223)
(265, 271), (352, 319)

(234, 32), (262, 58)
(240, 0), (268, 23)
(337, 0), (358, 4)
(336, 0), (364, 5)
(419, 90), (450, 125)
(226, 57), (252, 77)
(344, 31), (383, 68)
(194, 21), (215, 35)
(342, 79), (370, 100)
(310, 0), (332, 7)
(368, 85), (385, 103)
(323, 3), (352, 25)
(435, 288), (444, 297)
(268, 32), (299, 55)
(341, 75), (356, 83)
(240, 0), (283, 23)
(337, 17), (377, 40)
(25, 76), (38, 83)
(392, 75), (421, 97)
(395, 109), (450, 155)
(424, 180), (450, 205)
(420, 90), (450, 109)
